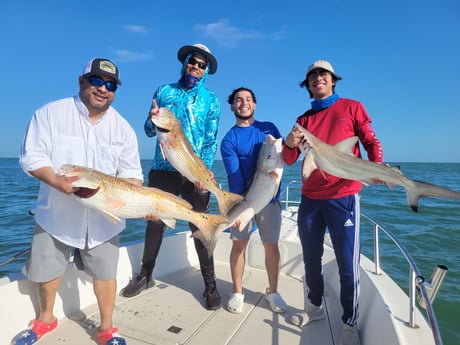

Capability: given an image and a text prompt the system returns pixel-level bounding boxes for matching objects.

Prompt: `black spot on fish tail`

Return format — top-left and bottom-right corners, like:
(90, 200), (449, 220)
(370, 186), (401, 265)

(74, 187), (99, 198)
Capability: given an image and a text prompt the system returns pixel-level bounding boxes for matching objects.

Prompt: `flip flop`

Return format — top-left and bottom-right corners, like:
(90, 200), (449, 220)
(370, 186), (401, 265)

(11, 319), (58, 344)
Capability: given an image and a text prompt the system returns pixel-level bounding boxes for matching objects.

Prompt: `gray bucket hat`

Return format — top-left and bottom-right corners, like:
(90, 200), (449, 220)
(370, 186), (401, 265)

(306, 60), (342, 80)
(177, 43), (218, 74)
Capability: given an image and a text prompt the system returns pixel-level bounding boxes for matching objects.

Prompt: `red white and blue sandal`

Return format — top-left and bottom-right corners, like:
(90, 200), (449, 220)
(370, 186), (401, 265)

(11, 319), (58, 344)
(95, 327), (126, 345)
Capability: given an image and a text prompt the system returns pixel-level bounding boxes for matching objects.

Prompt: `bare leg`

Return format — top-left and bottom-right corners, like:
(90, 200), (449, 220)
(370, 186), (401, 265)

(229, 240), (247, 294)
(94, 279), (116, 331)
(37, 278), (60, 324)
(263, 242), (281, 294)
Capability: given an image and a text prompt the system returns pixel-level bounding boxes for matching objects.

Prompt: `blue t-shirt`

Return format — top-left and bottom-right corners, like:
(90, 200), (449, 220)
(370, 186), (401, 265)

(220, 120), (282, 197)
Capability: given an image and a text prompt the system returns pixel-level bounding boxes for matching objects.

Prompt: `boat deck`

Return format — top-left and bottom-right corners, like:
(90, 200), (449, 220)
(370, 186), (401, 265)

(4, 208), (436, 345)
(33, 258), (343, 345)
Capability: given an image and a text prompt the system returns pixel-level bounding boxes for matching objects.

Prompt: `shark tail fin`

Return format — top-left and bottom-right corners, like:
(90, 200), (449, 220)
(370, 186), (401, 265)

(406, 190), (420, 213)
(408, 179), (460, 213)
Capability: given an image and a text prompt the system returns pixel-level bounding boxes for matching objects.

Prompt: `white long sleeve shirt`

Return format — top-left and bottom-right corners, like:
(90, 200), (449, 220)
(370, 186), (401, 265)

(19, 96), (143, 249)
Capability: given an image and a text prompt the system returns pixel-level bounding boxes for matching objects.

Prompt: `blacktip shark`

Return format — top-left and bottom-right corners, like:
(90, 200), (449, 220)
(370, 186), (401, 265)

(295, 123), (460, 212)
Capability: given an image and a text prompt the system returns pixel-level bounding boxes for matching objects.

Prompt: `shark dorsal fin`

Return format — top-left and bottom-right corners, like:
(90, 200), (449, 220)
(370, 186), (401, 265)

(334, 136), (359, 156)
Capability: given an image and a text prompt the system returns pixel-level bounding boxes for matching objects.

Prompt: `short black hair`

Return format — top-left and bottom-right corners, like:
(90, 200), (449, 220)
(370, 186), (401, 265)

(227, 87), (257, 104)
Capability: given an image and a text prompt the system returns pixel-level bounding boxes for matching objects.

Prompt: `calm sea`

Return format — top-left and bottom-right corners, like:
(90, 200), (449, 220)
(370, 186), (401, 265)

(0, 158), (458, 345)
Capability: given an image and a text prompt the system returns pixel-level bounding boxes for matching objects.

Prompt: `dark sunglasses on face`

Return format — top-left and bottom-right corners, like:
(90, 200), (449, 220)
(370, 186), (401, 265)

(187, 57), (207, 70)
(84, 75), (118, 92)
(308, 69), (331, 81)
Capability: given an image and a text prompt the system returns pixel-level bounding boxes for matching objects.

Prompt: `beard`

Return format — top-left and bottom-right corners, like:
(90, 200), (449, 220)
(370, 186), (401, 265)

(235, 113), (254, 120)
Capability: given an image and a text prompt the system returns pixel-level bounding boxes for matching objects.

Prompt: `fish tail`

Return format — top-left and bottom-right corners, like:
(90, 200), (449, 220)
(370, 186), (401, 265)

(215, 222), (229, 235)
(407, 180), (460, 212)
(192, 213), (228, 257)
(406, 189), (420, 213)
(216, 191), (244, 216)
(192, 230), (218, 258)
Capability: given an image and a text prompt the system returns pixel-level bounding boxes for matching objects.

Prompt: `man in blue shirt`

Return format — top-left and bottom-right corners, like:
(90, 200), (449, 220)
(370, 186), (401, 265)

(220, 87), (286, 314)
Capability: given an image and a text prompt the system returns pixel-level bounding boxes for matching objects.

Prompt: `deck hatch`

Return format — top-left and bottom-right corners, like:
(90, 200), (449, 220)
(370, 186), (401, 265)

(167, 325), (182, 334)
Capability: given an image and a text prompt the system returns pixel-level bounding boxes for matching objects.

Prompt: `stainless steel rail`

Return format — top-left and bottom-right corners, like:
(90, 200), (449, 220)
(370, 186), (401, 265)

(0, 248), (30, 269)
(361, 213), (443, 345)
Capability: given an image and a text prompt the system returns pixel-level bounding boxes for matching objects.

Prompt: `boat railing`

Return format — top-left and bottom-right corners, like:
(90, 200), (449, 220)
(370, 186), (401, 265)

(281, 180), (443, 345)
(0, 248), (30, 271)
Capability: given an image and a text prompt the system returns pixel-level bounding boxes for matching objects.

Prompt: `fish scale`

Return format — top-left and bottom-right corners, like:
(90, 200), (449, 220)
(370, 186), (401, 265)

(59, 164), (228, 238)
(151, 107), (244, 216)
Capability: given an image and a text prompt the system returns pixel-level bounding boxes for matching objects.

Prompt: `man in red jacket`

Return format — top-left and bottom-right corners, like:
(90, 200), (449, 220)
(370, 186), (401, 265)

(283, 60), (383, 345)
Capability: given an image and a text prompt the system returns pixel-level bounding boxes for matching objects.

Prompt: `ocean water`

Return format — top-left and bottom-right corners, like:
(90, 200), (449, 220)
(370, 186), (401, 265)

(0, 158), (459, 345)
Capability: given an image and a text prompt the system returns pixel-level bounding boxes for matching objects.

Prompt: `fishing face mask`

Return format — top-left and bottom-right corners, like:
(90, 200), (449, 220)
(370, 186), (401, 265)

(179, 74), (200, 89)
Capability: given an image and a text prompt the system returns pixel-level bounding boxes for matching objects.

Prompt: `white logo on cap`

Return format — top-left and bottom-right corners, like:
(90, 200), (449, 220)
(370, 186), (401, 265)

(99, 61), (116, 74)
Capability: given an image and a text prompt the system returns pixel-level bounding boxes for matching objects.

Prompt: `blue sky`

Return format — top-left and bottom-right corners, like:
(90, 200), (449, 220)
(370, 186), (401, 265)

(1, 0), (459, 162)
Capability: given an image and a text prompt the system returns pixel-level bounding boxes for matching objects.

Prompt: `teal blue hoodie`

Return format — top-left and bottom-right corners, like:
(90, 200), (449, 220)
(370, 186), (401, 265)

(144, 54), (221, 171)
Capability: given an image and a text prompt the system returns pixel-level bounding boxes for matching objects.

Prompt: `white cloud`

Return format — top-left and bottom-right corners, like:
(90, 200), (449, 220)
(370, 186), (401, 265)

(195, 19), (262, 48)
(123, 25), (149, 34)
(113, 49), (152, 62)
(196, 19), (289, 48)
(273, 25), (290, 40)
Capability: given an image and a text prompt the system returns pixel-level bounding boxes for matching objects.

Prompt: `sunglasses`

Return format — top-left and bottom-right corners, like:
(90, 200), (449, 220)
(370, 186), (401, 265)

(84, 75), (118, 92)
(308, 69), (331, 81)
(187, 57), (207, 70)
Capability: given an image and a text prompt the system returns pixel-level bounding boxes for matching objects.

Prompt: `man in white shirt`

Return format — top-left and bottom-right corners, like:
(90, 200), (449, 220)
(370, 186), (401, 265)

(13, 58), (143, 345)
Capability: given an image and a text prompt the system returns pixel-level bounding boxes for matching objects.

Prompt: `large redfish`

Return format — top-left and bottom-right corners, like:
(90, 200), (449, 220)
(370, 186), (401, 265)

(151, 107), (244, 216)
(60, 164), (228, 234)
(193, 135), (284, 256)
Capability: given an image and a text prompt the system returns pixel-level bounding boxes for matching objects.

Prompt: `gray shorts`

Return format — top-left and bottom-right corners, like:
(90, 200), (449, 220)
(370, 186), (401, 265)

(22, 222), (119, 282)
(230, 200), (282, 243)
